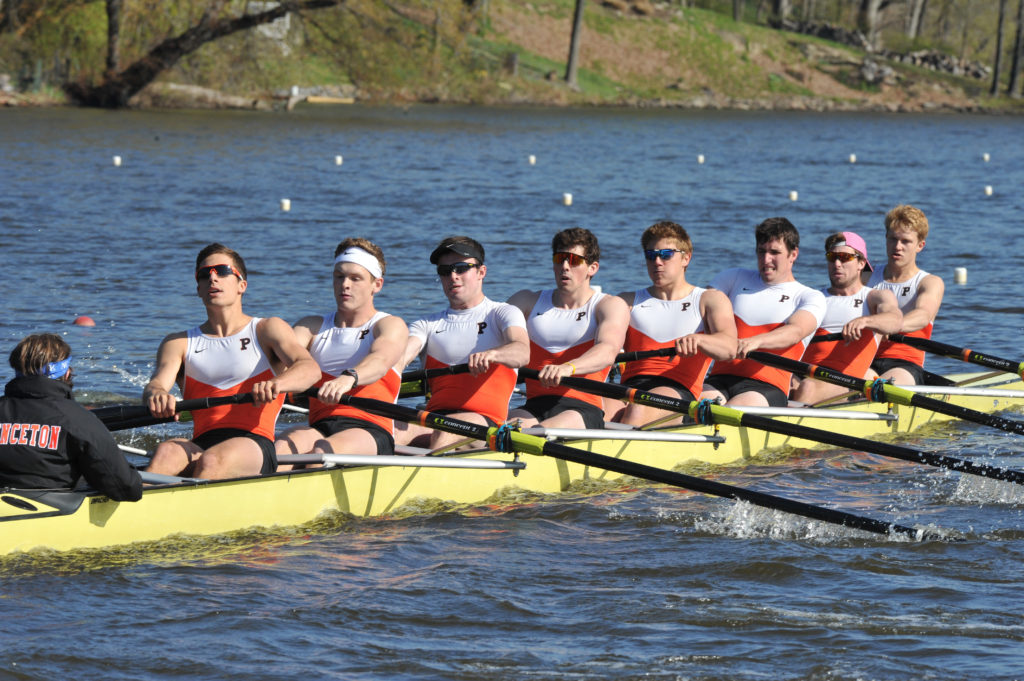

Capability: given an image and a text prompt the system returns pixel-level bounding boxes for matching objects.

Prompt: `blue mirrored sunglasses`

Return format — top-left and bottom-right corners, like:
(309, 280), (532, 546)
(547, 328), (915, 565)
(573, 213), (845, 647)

(643, 248), (684, 261)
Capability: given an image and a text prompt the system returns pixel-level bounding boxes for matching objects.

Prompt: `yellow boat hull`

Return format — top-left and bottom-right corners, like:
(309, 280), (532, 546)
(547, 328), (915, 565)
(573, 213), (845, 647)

(2, 372), (1021, 555)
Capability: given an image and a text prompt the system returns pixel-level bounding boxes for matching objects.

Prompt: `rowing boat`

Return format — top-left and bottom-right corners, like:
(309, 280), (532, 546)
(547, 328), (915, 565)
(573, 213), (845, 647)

(2, 371), (1022, 555)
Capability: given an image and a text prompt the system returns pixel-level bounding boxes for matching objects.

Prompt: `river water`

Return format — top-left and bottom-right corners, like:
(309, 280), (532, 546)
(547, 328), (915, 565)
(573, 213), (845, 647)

(1, 105), (1024, 680)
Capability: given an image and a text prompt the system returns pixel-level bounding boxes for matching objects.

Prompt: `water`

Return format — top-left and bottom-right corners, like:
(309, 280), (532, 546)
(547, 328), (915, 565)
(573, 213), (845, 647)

(1, 105), (1024, 679)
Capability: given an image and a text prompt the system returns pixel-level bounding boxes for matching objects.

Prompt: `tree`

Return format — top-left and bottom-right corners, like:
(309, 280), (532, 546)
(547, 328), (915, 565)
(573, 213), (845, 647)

(906, 0), (927, 39)
(66, 0), (343, 107)
(992, 0), (1008, 95)
(857, 0), (892, 50)
(733, 0), (745, 22)
(1009, 0), (1024, 96)
(565, 0), (584, 88)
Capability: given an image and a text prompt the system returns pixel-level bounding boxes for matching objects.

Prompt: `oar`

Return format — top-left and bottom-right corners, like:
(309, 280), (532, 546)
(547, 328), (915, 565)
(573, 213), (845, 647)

(517, 368), (1024, 489)
(746, 351), (1024, 437)
(92, 392), (258, 425)
(888, 333), (1024, 378)
(807, 332), (954, 386)
(336, 393), (929, 540)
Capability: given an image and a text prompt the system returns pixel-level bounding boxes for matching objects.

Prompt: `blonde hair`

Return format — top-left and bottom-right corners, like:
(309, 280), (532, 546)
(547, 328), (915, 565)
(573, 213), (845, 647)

(885, 205), (929, 241)
(641, 221), (693, 254)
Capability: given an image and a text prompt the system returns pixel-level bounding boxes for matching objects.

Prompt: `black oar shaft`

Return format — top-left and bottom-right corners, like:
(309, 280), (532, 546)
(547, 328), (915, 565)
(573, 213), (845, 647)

(338, 394), (922, 538)
(746, 351), (1024, 436)
(890, 333), (1024, 376)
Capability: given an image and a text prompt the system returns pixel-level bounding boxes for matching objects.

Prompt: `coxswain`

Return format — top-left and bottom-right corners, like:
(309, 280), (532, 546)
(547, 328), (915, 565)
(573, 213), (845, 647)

(611, 221), (737, 425)
(0, 334), (142, 500)
(868, 205), (945, 385)
(144, 243), (320, 479)
(507, 227), (629, 429)
(703, 217), (826, 407)
(792, 231), (902, 404)
(395, 236), (529, 449)
(275, 238), (408, 465)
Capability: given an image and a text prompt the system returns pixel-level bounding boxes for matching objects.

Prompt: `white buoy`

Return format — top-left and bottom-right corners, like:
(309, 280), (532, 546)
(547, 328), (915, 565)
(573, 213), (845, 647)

(280, 198), (291, 212)
(112, 155), (122, 167)
(335, 155), (343, 166)
(983, 152), (991, 162)
(789, 190), (798, 201)
(985, 185), (993, 196)
(849, 154), (857, 163)
(697, 154), (705, 164)
(528, 155), (536, 165)
(562, 192), (573, 206)
(954, 267), (967, 285)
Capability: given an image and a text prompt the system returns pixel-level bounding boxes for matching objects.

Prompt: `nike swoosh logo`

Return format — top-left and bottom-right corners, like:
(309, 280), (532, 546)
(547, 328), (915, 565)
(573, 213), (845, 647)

(194, 348), (205, 353)
(434, 329), (445, 334)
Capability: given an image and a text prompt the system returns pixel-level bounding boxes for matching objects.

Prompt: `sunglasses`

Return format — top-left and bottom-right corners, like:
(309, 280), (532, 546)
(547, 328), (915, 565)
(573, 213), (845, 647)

(825, 251), (860, 264)
(436, 262), (481, 277)
(644, 248), (684, 261)
(196, 264), (243, 282)
(552, 252), (587, 267)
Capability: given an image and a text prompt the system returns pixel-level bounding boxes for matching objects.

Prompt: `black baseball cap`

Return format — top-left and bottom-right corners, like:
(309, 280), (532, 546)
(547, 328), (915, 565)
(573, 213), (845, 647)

(429, 236), (485, 264)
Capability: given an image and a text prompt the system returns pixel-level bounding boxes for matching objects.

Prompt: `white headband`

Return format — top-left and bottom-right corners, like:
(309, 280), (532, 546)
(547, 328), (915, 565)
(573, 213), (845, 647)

(334, 247), (383, 279)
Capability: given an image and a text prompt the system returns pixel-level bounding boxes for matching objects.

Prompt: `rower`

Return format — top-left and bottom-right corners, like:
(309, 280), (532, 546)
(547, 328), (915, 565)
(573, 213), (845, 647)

(0, 334), (141, 500)
(611, 221), (737, 426)
(791, 231), (902, 404)
(507, 227), (629, 429)
(144, 243), (320, 479)
(395, 236), (529, 449)
(868, 204), (945, 385)
(275, 239), (409, 467)
(702, 217), (826, 407)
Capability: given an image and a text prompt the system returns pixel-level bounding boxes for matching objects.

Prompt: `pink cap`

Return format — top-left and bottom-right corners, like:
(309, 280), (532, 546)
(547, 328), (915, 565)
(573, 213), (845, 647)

(832, 231), (872, 271)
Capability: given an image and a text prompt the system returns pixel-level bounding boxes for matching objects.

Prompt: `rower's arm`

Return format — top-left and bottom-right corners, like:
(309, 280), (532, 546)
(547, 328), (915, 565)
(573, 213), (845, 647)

(682, 289), (737, 361)
(737, 309), (819, 357)
(399, 331), (426, 370)
(900, 273), (944, 333)
(851, 288), (903, 338)
(318, 316), (409, 403)
(254, 317), (321, 402)
(144, 332), (187, 418)
(469, 324), (530, 375)
(547, 294), (630, 380)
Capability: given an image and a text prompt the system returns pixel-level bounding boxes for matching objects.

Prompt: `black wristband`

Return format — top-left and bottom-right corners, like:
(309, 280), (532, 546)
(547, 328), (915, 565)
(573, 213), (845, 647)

(340, 368), (359, 387)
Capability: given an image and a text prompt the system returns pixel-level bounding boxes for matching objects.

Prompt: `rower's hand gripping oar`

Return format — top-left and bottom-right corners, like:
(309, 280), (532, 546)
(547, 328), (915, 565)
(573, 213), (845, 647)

(521, 367), (1024, 489)
(398, 350), (680, 398)
(94, 392), (260, 429)
(887, 333), (1024, 378)
(746, 351), (1024, 437)
(338, 392), (929, 540)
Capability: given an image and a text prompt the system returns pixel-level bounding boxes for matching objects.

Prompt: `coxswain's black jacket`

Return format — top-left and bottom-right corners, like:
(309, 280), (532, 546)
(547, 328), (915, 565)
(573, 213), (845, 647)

(0, 375), (142, 501)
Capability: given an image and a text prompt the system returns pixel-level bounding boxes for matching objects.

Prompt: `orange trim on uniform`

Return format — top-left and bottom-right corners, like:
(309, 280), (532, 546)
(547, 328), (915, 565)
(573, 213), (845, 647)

(876, 323), (932, 366)
(308, 369), (401, 433)
(185, 370), (283, 440)
(423, 357), (517, 425)
(524, 340), (609, 409)
(620, 328), (711, 400)
(710, 319), (806, 395)
(802, 328), (878, 380)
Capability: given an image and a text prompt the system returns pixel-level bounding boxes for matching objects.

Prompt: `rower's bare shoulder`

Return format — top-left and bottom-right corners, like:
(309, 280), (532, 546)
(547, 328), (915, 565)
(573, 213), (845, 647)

(506, 288), (539, 312)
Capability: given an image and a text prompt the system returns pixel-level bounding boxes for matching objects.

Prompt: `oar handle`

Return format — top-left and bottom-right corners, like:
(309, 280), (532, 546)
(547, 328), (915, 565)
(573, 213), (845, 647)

(809, 332), (843, 343)
(613, 347), (677, 363)
(400, 363), (471, 383)
(745, 351), (868, 394)
(94, 389), (319, 427)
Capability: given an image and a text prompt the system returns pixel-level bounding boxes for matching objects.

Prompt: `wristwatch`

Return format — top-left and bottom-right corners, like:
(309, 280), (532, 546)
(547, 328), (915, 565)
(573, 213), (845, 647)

(340, 368), (359, 387)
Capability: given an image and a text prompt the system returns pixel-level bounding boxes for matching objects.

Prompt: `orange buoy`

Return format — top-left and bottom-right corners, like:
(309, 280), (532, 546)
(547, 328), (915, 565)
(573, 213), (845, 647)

(73, 316), (96, 327)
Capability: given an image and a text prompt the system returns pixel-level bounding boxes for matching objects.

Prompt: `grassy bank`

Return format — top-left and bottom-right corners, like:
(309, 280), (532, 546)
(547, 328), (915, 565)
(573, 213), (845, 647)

(1, 0), (1020, 112)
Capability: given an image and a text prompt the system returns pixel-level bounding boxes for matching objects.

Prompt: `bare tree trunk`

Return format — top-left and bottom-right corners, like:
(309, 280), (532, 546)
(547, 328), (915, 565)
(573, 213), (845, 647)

(992, 0), (1008, 95)
(2, 0), (19, 32)
(906, 0), (926, 39)
(105, 0), (122, 76)
(733, 0), (745, 22)
(771, 0), (791, 23)
(1009, 0), (1024, 97)
(858, 0), (885, 50)
(564, 0), (584, 88)
(67, 0), (342, 107)
(800, 0), (816, 22)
